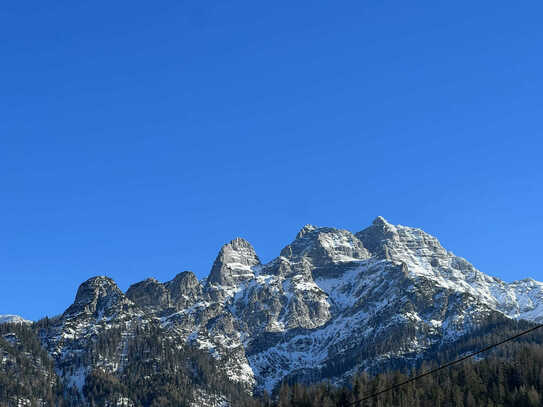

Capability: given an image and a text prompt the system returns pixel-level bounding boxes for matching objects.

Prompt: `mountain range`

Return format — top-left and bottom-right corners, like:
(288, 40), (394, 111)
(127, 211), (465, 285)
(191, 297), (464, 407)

(2, 216), (543, 406)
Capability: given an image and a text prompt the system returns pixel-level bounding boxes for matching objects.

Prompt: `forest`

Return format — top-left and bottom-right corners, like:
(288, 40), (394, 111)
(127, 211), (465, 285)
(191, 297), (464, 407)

(2, 320), (543, 406)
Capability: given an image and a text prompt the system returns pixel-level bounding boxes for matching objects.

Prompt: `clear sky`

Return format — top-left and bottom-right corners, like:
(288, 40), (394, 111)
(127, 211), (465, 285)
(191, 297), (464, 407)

(1, 1), (542, 320)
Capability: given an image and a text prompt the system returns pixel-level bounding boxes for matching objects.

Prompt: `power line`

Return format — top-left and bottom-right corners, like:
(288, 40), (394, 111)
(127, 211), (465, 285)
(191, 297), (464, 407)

(349, 322), (543, 406)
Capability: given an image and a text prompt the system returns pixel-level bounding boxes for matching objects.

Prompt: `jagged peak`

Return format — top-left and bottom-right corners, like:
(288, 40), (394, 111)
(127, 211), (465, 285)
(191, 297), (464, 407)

(170, 270), (198, 283)
(74, 276), (122, 303)
(357, 217), (453, 264)
(373, 215), (392, 227)
(358, 216), (396, 235)
(76, 276), (121, 302)
(222, 237), (256, 253)
(82, 275), (116, 285)
(64, 275), (130, 318)
(280, 225), (369, 264)
(125, 271), (203, 311)
(138, 277), (160, 286)
(296, 224), (318, 239)
(215, 237), (260, 262)
(217, 237), (259, 263)
(126, 277), (162, 293)
(356, 218), (398, 257)
(207, 237), (260, 287)
(166, 271), (202, 306)
(167, 270), (201, 293)
(125, 277), (168, 309)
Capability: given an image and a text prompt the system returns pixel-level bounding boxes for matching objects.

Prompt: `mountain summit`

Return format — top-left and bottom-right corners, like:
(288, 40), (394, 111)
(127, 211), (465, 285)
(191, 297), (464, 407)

(208, 237), (261, 288)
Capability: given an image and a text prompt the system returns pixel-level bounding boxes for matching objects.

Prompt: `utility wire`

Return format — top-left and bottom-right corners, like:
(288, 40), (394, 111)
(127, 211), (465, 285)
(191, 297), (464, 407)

(349, 323), (543, 406)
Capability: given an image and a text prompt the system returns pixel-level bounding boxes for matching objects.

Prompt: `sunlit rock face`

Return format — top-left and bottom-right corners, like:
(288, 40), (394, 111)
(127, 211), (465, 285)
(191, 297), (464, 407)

(208, 237), (261, 287)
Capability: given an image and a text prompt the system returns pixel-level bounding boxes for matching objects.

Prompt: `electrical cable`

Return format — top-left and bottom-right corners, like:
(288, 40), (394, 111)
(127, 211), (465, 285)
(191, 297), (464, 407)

(348, 323), (543, 406)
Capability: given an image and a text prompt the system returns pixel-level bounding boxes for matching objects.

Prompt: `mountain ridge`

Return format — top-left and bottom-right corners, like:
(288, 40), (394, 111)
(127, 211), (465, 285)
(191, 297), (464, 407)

(16, 216), (543, 399)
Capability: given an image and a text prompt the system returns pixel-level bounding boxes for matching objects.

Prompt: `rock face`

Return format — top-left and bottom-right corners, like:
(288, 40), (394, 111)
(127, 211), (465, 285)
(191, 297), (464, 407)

(126, 271), (203, 313)
(166, 271), (203, 309)
(64, 276), (134, 319)
(36, 217), (543, 395)
(208, 238), (261, 287)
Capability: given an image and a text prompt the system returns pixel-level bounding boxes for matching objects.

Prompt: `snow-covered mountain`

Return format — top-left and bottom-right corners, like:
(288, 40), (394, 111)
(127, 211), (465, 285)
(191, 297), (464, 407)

(35, 217), (543, 395)
(0, 314), (31, 324)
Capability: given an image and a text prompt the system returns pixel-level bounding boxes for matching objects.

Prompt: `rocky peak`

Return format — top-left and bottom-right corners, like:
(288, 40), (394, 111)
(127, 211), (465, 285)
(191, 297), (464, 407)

(296, 224), (318, 239)
(126, 278), (169, 310)
(225, 237), (259, 260)
(168, 271), (199, 290)
(207, 238), (261, 287)
(126, 272), (203, 313)
(165, 271), (202, 309)
(356, 216), (398, 258)
(72, 276), (122, 305)
(281, 226), (369, 264)
(64, 276), (132, 318)
(357, 216), (450, 262)
(274, 226), (369, 281)
(373, 215), (394, 228)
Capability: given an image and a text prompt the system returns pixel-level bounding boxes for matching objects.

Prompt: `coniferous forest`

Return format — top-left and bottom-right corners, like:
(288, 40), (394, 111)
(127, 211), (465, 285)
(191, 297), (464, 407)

(2, 319), (543, 406)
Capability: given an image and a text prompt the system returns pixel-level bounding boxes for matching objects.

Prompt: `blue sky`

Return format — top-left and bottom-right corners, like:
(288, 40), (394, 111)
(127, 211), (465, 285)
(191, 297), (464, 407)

(1, 1), (542, 320)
